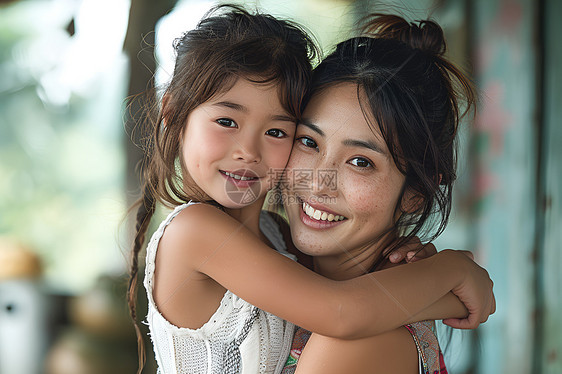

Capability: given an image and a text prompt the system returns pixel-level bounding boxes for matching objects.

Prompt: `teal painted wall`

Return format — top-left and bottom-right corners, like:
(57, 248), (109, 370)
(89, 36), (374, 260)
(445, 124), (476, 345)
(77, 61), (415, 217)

(470, 0), (538, 372)
(537, 0), (562, 372)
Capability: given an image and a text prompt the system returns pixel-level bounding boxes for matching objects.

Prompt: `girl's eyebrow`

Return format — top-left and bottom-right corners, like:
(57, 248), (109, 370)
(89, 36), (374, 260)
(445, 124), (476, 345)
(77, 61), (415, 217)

(299, 121), (324, 136)
(214, 100), (246, 111)
(213, 101), (294, 122)
(342, 139), (386, 155)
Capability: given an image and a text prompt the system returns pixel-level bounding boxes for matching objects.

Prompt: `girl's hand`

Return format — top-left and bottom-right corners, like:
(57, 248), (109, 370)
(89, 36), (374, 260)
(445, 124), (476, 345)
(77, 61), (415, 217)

(388, 237), (437, 263)
(440, 249), (496, 329)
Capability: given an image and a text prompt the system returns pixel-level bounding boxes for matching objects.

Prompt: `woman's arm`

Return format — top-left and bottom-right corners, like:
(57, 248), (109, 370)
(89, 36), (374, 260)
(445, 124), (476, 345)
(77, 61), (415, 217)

(159, 204), (493, 339)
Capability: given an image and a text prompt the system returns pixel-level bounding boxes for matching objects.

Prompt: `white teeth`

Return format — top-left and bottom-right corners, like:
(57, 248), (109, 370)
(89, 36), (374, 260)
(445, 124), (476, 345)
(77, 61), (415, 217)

(313, 210), (321, 220)
(225, 171), (255, 181)
(302, 202), (346, 222)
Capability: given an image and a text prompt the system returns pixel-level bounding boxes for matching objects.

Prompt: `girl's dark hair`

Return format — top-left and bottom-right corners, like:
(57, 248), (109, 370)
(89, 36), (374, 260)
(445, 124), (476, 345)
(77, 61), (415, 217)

(127, 4), (317, 371)
(310, 14), (475, 268)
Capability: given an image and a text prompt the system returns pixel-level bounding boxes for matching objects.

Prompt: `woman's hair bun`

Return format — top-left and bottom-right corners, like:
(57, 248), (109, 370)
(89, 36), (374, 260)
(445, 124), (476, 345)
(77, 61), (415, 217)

(361, 14), (446, 56)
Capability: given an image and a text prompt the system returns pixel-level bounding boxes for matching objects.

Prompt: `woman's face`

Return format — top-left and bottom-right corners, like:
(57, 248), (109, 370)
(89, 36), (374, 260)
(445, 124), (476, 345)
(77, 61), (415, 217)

(284, 83), (407, 262)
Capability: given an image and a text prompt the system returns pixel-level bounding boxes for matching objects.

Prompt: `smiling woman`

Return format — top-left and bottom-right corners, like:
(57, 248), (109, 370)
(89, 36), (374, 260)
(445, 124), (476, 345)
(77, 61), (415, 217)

(285, 83), (406, 264)
(279, 13), (479, 374)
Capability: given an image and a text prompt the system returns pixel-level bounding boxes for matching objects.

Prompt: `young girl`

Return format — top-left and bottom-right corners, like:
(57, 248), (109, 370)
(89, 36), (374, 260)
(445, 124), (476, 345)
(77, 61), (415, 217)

(127, 6), (494, 374)
(280, 14), (478, 374)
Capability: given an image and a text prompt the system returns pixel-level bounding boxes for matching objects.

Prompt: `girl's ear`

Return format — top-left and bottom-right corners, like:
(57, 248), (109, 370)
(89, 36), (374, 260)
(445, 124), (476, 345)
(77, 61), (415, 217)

(401, 188), (424, 214)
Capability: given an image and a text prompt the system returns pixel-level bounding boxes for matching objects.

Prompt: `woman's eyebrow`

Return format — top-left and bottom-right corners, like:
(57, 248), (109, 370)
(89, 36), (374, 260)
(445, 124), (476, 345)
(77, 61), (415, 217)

(342, 139), (386, 154)
(298, 121), (324, 136)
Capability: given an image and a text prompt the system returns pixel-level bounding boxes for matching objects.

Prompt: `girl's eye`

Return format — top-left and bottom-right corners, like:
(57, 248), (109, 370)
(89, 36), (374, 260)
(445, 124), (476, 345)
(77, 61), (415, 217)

(216, 118), (237, 128)
(348, 157), (373, 168)
(297, 136), (318, 149)
(266, 129), (288, 138)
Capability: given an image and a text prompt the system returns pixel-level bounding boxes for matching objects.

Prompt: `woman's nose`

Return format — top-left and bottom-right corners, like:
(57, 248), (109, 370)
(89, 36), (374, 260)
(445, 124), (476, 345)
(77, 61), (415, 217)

(291, 157), (338, 197)
(310, 168), (338, 196)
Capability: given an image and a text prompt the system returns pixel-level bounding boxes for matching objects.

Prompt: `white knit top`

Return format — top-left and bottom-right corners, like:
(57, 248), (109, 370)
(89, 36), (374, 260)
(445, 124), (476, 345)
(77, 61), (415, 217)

(144, 203), (296, 374)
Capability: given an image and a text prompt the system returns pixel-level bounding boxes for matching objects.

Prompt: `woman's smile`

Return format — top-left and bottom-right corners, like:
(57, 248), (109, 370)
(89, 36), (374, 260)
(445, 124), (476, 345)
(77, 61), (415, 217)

(298, 198), (348, 229)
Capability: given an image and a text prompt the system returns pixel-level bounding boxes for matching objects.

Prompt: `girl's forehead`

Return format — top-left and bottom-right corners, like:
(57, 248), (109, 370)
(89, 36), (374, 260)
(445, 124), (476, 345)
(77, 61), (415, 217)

(210, 77), (278, 100)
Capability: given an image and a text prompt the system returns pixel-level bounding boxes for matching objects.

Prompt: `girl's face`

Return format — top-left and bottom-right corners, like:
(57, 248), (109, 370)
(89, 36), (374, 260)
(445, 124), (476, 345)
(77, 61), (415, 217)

(284, 83), (406, 262)
(181, 78), (296, 209)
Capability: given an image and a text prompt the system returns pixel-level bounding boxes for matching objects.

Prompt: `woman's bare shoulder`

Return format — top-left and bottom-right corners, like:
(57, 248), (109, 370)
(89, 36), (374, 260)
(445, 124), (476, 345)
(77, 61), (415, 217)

(295, 327), (419, 374)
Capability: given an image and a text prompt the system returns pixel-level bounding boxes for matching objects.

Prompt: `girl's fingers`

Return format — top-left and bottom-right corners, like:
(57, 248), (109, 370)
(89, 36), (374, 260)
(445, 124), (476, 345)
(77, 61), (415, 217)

(389, 237), (431, 263)
(389, 252), (405, 263)
(406, 242), (437, 262)
(442, 318), (471, 329)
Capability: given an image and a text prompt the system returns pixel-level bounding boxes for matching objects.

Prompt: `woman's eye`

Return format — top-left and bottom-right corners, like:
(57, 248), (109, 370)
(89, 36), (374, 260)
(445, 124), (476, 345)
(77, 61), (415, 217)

(266, 129), (287, 138)
(216, 118), (237, 128)
(348, 157), (372, 168)
(297, 136), (318, 149)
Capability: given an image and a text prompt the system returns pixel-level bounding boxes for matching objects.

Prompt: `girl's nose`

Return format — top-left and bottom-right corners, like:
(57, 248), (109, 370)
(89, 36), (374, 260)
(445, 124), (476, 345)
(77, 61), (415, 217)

(232, 139), (261, 163)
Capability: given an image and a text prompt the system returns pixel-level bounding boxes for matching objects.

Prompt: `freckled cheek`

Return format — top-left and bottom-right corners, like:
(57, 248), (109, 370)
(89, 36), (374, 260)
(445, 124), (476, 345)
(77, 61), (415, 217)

(286, 150), (314, 172)
(342, 180), (379, 213)
(292, 231), (323, 255)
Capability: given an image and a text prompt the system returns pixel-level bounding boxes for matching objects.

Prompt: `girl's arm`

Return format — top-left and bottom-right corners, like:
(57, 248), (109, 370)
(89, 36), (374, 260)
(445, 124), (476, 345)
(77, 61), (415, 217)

(160, 204), (493, 339)
(270, 210), (484, 326)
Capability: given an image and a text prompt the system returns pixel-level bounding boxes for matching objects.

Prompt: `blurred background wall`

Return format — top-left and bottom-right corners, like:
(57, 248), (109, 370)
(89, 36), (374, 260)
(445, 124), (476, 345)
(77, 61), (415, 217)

(0, 0), (560, 373)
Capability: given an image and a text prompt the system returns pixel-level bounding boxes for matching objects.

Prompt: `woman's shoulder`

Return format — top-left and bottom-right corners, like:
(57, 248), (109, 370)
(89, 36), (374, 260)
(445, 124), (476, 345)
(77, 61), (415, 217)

(296, 328), (418, 373)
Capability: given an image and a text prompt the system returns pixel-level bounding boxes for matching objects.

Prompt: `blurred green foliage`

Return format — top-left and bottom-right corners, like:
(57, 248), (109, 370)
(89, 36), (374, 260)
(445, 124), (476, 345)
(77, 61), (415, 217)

(0, 1), (128, 293)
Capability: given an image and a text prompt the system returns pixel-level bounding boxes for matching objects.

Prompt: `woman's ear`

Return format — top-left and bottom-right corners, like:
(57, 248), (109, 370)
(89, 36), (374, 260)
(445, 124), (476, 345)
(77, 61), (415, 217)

(401, 188), (424, 214)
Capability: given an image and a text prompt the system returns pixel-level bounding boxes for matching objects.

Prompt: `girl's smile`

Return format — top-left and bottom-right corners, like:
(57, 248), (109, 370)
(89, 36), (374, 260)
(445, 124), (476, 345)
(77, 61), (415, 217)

(220, 169), (260, 188)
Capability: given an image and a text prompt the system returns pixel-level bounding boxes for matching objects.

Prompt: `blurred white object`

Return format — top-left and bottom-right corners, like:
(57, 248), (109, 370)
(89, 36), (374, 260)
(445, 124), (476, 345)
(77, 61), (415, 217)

(0, 239), (47, 374)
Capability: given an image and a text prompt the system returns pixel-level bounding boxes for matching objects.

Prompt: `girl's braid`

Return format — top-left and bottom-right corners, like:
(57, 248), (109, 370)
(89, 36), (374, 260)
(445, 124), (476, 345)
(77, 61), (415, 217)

(127, 180), (156, 373)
